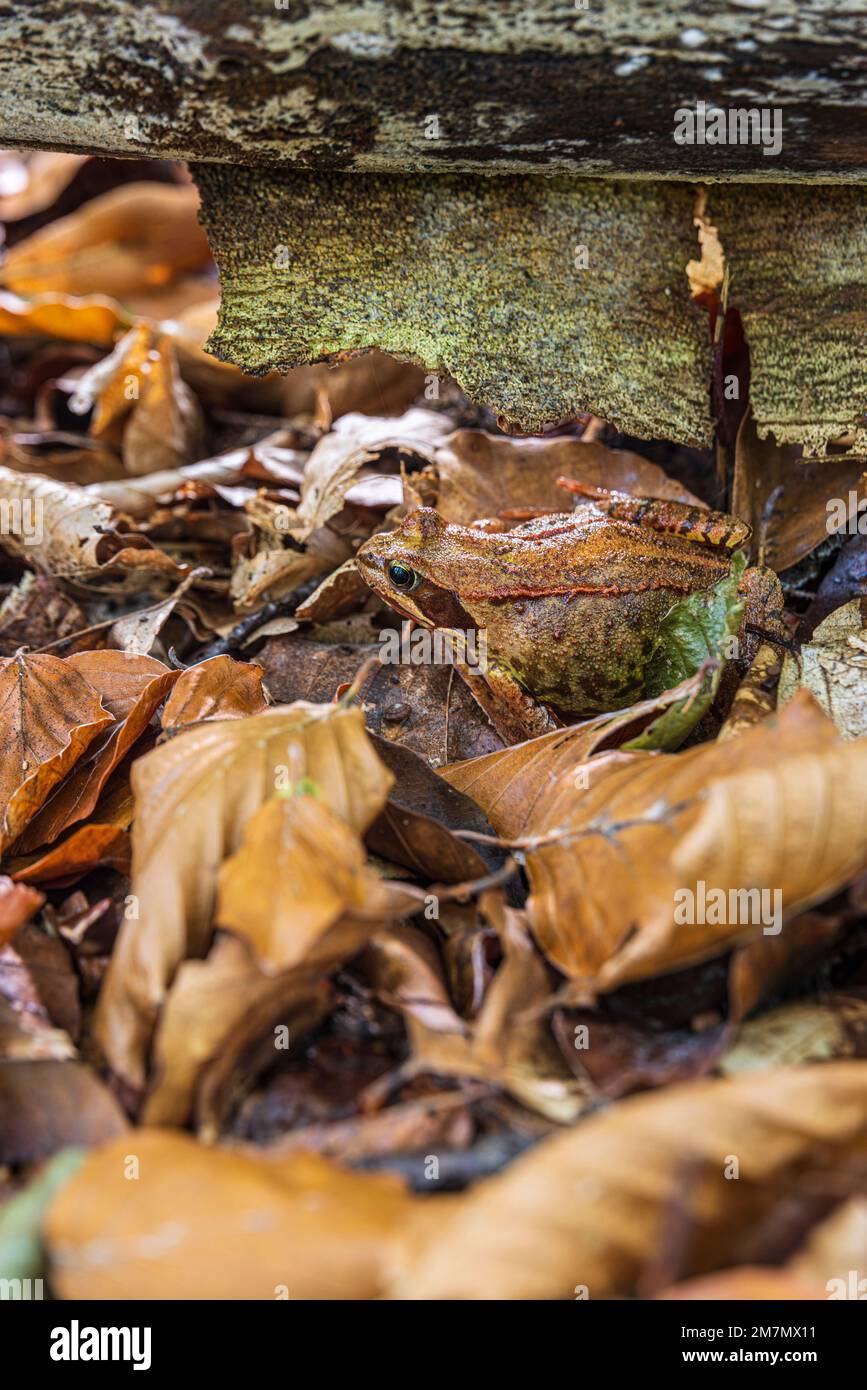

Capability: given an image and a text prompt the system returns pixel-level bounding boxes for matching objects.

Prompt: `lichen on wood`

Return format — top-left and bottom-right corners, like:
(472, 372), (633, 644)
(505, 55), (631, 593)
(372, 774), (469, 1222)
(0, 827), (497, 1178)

(196, 163), (712, 443)
(712, 185), (867, 457)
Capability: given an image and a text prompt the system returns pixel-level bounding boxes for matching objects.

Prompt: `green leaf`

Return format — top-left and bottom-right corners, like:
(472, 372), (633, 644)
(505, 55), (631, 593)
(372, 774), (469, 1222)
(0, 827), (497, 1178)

(0, 1147), (85, 1290)
(626, 550), (746, 752)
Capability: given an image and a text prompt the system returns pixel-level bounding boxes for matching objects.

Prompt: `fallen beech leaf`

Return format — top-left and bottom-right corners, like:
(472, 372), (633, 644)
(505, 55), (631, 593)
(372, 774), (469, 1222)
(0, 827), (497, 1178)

(439, 677), (716, 840)
(0, 466), (188, 589)
(457, 693), (867, 989)
(733, 408), (867, 572)
(45, 1128), (422, 1300)
(122, 335), (205, 477)
(0, 289), (131, 347)
(0, 1060), (127, 1164)
(393, 1062), (867, 1299)
(293, 409), (451, 541)
(0, 183), (210, 299)
(719, 996), (867, 1075)
(217, 796), (417, 976)
(367, 736), (496, 882)
(15, 652), (177, 851)
(10, 824), (131, 886)
(728, 910), (843, 1022)
(0, 653), (113, 852)
(161, 655), (267, 731)
(143, 932), (332, 1128)
(95, 702), (394, 1090)
(363, 902), (584, 1123)
(431, 429), (704, 525)
(0, 150), (87, 221)
(231, 523), (351, 610)
(294, 558), (371, 623)
(779, 599), (867, 739)
(259, 634), (505, 765)
(0, 574), (87, 658)
(0, 876), (45, 947)
(0, 920), (80, 1038)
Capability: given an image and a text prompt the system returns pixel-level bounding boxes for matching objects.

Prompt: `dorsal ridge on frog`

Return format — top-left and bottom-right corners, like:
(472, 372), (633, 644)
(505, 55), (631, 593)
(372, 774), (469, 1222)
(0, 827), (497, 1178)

(357, 484), (775, 725)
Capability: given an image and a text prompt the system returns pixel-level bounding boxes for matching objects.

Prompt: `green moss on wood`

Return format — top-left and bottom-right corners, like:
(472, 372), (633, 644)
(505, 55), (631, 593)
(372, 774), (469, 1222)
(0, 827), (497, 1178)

(195, 164), (712, 443)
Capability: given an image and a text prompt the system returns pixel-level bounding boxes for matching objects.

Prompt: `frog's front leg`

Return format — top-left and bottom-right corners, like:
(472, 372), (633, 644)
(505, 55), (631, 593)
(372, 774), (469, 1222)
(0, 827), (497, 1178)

(455, 656), (561, 744)
(558, 478), (751, 551)
(738, 564), (788, 647)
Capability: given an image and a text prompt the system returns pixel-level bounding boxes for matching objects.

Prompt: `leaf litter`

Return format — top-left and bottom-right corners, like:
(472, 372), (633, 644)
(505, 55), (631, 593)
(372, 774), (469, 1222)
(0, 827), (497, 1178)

(0, 151), (866, 1301)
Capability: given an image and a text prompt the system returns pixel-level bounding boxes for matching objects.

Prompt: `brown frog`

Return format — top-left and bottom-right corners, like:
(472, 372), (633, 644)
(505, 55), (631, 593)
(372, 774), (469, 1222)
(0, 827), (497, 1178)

(357, 482), (780, 738)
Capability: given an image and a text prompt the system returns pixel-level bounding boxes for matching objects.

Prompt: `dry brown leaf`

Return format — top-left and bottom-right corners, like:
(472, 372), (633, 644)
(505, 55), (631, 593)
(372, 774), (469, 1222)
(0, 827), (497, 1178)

(0, 653), (114, 852)
(393, 1062), (867, 1299)
(217, 796), (418, 975)
(0, 875), (45, 947)
(145, 797), (417, 1125)
(161, 655), (267, 731)
(231, 523), (351, 611)
(0, 150), (88, 221)
(122, 335), (205, 476)
(45, 1127), (425, 1300)
(363, 901), (584, 1122)
(14, 652), (177, 852)
(431, 429), (704, 525)
(448, 692), (867, 990)
(291, 408), (451, 541)
(0, 1060), (128, 1164)
(0, 183), (210, 299)
(0, 289), (131, 346)
(143, 932), (332, 1129)
(95, 702), (394, 1090)
(10, 823), (131, 886)
(733, 408), (867, 572)
(439, 680), (707, 840)
(0, 465), (187, 589)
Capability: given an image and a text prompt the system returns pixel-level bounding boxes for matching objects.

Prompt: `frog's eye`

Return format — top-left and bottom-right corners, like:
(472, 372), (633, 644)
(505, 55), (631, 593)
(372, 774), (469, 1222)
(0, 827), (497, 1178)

(387, 561), (421, 592)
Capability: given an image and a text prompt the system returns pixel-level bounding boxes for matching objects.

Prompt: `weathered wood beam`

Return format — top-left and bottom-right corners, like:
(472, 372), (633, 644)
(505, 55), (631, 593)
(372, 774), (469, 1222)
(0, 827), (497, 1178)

(0, 1), (865, 179)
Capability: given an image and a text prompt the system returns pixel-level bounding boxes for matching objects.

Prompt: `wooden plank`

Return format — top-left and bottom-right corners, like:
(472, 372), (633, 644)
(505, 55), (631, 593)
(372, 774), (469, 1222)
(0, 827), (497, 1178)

(0, 1), (865, 178)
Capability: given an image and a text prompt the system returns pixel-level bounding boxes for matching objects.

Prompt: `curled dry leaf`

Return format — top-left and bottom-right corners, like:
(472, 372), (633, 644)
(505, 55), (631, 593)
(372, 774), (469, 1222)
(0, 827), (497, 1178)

(719, 996), (867, 1075)
(146, 796), (418, 1126)
(216, 795), (419, 973)
(0, 289), (131, 347)
(446, 692), (867, 990)
(45, 1128), (425, 1300)
(10, 823), (131, 887)
(143, 932), (333, 1129)
(362, 901), (584, 1123)
(0, 183), (210, 299)
(0, 653), (113, 853)
(0, 466), (187, 589)
(779, 599), (867, 739)
(160, 655), (267, 731)
(0, 876), (45, 948)
(393, 1062), (867, 1299)
(430, 428), (704, 526)
(292, 409), (451, 542)
(733, 408), (867, 572)
(15, 652), (178, 852)
(95, 702), (394, 1091)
